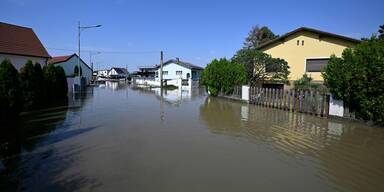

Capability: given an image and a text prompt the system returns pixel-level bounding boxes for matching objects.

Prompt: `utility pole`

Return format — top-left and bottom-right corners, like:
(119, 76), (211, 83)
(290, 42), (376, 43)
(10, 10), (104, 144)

(78, 21), (81, 93)
(160, 51), (163, 88)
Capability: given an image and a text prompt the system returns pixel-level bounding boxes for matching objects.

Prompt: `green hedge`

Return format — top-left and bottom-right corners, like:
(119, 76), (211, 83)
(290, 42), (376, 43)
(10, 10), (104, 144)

(0, 59), (68, 123)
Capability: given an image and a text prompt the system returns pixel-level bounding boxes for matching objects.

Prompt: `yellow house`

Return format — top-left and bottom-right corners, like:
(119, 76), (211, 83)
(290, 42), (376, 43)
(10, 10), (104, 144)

(257, 27), (360, 84)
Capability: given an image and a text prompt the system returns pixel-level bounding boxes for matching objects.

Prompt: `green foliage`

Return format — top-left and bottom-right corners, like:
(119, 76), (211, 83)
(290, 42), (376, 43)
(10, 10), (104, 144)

(33, 63), (46, 105)
(19, 60), (42, 110)
(322, 36), (384, 124)
(43, 64), (68, 99)
(294, 74), (319, 90)
(0, 59), (22, 122)
(201, 58), (247, 96)
(379, 24), (384, 38)
(232, 49), (290, 86)
(244, 26), (278, 49)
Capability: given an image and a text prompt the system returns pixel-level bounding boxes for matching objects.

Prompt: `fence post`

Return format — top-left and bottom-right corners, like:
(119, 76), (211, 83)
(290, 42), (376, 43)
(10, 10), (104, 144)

(241, 85), (250, 103)
(292, 90), (296, 112)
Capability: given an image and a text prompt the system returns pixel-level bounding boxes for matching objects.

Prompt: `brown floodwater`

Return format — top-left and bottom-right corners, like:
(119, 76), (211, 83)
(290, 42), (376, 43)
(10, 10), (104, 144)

(1, 82), (384, 192)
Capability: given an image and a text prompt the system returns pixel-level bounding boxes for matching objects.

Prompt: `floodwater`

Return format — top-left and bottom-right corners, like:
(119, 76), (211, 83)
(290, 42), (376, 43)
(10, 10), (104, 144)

(1, 82), (384, 192)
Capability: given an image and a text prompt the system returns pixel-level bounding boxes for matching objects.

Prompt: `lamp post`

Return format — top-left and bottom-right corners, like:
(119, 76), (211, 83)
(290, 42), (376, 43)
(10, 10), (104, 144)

(78, 21), (101, 92)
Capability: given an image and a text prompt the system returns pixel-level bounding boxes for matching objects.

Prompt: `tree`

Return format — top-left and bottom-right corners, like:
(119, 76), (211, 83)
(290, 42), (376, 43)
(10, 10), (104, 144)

(244, 26), (278, 49)
(322, 36), (384, 124)
(43, 65), (68, 99)
(232, 49), (290, 86)
(379, 24), (384, 38)
(0, 59), (22, 122)
(201, 58), (247, 96)
(19, 60), (38, 110)
(33, 63), (46, 105)
(54, 66), (68, 98)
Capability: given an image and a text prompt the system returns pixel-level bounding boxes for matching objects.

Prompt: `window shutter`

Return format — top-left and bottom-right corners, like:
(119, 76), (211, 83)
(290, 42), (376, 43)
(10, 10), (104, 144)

(306, 58), (329, 72)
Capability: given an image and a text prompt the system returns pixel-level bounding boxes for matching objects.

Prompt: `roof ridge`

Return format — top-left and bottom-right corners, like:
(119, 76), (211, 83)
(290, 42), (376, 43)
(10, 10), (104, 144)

(0, 22), (32, 29)
(256, 27), (361, 50)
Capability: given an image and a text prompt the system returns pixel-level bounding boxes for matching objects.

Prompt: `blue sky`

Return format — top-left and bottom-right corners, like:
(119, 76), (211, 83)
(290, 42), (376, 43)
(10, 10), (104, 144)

(1, 0), (383, 71)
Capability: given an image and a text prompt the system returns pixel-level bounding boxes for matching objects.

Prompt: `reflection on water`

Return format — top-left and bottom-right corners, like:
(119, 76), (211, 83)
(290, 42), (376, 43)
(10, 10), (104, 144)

(0, 88), (96, 191)
(1, 83), (384, 192)
(200, 96), (384, 192)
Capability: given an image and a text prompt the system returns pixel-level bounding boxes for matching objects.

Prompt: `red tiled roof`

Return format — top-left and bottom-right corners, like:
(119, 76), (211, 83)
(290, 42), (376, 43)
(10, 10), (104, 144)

(48, 55), (72, 64)
(0, 22), (50, 58)
(48, 53), (93, 70)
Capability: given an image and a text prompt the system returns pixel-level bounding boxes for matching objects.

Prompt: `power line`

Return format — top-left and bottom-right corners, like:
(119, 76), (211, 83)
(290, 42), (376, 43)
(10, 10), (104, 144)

(46, 47), (161, 55)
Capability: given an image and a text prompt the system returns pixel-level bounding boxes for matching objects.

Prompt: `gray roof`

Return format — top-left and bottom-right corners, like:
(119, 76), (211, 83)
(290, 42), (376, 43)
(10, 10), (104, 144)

(162, 59), (204, 70)
(138, 59), (204, 71)
(111, 67), (128, 74)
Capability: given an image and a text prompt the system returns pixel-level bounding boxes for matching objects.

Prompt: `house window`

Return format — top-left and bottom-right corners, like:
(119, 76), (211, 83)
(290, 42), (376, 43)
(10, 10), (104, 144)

(162, 71), (168, 75)
(176, 71), (182, 75)
(74, 66), (82, 76)
(297, 40), (300, 46)
(306, 58), (330, 72)
(302, 40), (304, 46)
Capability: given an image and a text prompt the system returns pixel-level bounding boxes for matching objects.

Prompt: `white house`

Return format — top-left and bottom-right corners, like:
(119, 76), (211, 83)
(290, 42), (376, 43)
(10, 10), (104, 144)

(108, 67), (129, 79)
(134, 58), (203, 88)
(0, 22), (50, 70)
(158, 58), (203, 81)
(48, 53), (93, 84)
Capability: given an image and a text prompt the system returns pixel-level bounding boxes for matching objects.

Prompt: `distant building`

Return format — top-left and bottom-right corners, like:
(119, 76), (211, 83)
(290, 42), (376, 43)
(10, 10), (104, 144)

(137, 66), (158, 78)
(158, 58), (203, 81)
(95, 69), (110, 78)
(48, 53), (93, 84)
(134, 58), (204, 88)
(108, 67), (129, 79)
(0, 22), (50, 70)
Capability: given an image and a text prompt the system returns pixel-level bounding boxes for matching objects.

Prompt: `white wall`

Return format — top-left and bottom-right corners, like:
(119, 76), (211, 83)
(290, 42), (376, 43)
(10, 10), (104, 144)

(0, 53), (47, 70)
(159, 63), (191, 80)
(97, 70), (109, 76)
(54, 56), (92, 84)
(329, 95), (344, 117)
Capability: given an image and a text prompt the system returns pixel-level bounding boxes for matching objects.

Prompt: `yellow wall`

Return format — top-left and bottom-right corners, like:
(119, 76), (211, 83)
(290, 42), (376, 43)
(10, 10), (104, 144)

(260, 31), (356, 81)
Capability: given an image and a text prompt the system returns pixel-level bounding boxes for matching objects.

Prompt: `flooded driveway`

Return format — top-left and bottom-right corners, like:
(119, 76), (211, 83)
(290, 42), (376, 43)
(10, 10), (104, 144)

(1, 82), (384, 192)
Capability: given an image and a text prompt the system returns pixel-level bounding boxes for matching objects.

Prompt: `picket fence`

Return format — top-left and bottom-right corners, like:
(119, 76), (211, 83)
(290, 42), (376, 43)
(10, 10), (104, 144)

(249, 87), (330, 116)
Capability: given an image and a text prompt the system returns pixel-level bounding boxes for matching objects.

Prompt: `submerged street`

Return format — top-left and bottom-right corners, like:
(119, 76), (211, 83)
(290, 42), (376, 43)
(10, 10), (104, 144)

(1, 82), (384, 192)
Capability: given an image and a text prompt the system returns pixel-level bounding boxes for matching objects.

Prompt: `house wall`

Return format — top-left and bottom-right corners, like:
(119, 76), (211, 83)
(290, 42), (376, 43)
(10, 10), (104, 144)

(260, 31), (357, 81)
(108, 69), (116, 76)
(53, 56), (92, 84)
(159, 63), (192, 80)
(97, 70), (109, 76)
(0, 53), (47, 70)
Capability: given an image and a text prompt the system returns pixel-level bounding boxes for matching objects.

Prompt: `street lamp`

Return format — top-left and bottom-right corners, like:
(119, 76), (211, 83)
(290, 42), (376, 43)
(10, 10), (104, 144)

(78, 21), (101, 92)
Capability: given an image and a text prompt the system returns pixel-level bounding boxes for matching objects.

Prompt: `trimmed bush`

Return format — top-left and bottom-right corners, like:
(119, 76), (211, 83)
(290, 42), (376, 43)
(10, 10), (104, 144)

(43, 64), (68, 99)
(0, 59), (22, 122)
(33, 63), (46, 105)
(20, 60), (39, 110)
